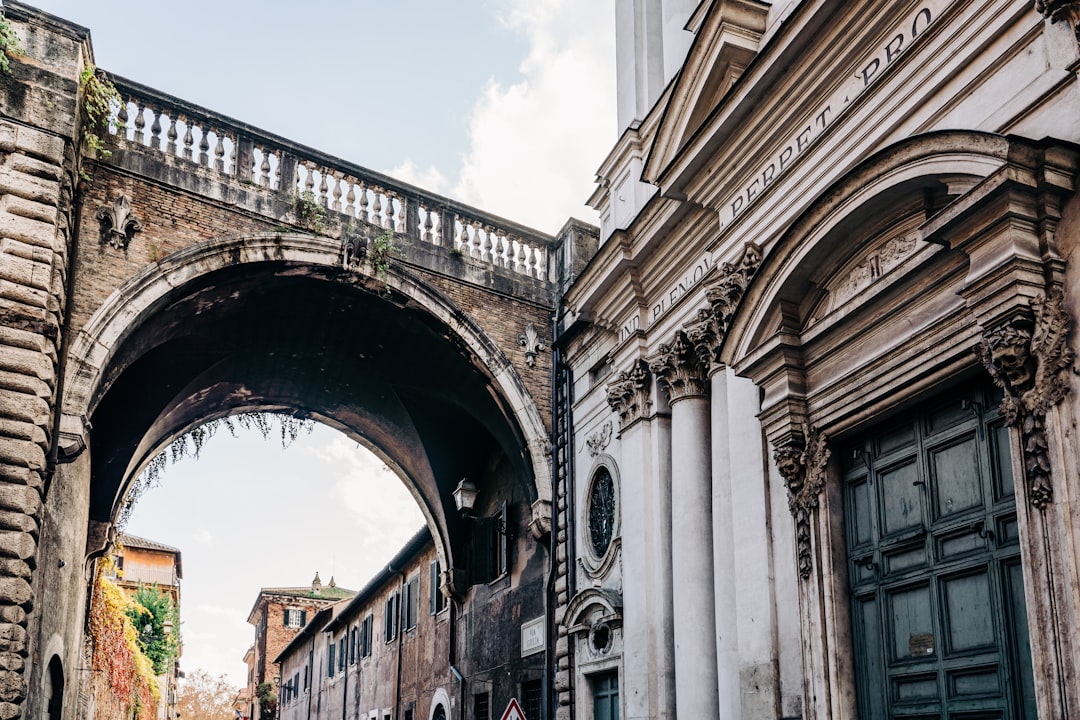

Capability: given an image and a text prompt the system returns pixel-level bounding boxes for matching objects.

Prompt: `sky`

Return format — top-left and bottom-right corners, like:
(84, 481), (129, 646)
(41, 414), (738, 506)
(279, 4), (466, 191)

(15, 0), (617, 689)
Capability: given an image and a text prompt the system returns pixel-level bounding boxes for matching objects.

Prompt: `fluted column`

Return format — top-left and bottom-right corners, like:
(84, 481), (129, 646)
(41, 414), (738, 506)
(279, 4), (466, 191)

(650, 331), (718, 720)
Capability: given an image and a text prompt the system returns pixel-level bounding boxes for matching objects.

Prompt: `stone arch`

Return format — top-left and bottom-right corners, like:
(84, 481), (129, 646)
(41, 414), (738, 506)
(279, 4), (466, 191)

(722, 130), (1018, 438)
(61, 232), (552, 574)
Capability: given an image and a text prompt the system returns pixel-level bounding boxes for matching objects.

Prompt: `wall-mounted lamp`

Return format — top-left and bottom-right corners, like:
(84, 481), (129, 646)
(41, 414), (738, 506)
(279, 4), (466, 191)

(453, 478), (479, 515)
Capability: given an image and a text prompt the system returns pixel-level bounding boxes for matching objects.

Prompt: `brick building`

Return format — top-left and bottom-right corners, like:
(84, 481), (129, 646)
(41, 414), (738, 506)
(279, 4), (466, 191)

(246, 575), (355, 720)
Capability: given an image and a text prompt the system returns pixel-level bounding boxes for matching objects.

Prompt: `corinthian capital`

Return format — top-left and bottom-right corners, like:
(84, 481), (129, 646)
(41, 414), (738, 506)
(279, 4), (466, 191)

(1036, 0), (1080, 42)
(649, 330), (709, 402)
(606, 359), (652, 431)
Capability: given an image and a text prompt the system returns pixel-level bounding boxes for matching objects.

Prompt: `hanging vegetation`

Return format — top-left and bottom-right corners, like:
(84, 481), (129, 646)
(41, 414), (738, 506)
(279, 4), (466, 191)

(118, 411), (314, 529)
(88, 562), (160, 720)
(126, 584), (181, 676)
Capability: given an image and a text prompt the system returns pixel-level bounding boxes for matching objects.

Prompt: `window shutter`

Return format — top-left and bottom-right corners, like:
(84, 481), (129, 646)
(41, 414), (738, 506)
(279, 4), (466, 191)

(499, 501), (510, 576)
(283, 609), (289, 626)
(300, 610), (307, 626)
(430, 561), (438, 614)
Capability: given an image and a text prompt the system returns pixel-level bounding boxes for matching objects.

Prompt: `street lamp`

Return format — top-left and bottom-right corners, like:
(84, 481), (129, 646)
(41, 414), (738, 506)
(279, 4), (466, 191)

(452, 478), (479, 515)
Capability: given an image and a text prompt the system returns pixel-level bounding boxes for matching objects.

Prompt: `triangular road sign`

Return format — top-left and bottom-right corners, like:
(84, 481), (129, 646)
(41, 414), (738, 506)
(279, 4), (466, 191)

(499, 698), (526, 720)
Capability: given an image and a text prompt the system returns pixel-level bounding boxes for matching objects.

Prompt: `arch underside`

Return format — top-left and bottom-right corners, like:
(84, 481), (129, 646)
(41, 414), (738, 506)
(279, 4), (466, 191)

(65, 234), (552, 573)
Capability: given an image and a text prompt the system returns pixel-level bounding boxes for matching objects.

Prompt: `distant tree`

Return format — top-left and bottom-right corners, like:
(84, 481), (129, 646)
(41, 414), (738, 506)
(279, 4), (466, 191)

(175, 669), (237, 720)
(125, 583), (181, 675)
(256, 682), (277, 720)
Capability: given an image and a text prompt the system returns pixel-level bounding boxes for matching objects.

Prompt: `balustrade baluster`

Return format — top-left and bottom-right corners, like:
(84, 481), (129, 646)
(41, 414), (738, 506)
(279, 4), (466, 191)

(397, 195), (406, 233)
(166, 115), (178, 155)
(260, 148), (271, 187)
(423, 207), (433, 244)
(499, 235), (511, 269)
(199, 123), (211, 166)
(331, 174), (343, 213)
(150, 107), (163, 150)
(182, 121), (194, 160)
(304, 161), (315, 196)
(458, 220), (470, 254)
(319, 170), (329, 206)
(117, 103), (129, 140)
(345, 181), (356, 217)
(372, 191), (383, 228)
(133, 103), (146, 144)
(214, 133), (226, 172)
(536, 247), (547, 280)
(359, 183), (369, 224)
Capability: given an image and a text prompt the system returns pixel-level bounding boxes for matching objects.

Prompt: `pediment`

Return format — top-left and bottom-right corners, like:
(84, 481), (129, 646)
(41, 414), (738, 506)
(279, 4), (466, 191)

(643, 0), (770, 186)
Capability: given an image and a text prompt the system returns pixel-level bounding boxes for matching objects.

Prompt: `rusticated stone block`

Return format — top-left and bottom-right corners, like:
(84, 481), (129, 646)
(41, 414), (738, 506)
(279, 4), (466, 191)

(555, 635), (569, 656)
(0, 701), (20, 720)
(0, 122), (66, 165)
(0, 420), (46, 447)
(0, 513), (36, 536)
(554, 670), (571, 692)
(555, 707), (571, 720)
(0, 215), (56, 259)
(0, 626), (27, 657)
(0, 609), (26, 626)
(0, 578), (31, 607)
(0, 654), (23, 673)
(0, 465), (38, 489)
(0, 669), (24, 703)
(0, 533), (35, 562)
(0, 562), (30, 583)
(0, 390), (49, 426)
(0, 439), (44, 472)
(0, 488), (38, 518)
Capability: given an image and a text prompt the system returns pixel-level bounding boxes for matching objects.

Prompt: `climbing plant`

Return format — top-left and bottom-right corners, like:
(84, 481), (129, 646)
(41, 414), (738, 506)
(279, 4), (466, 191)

(0, 12), (23, 75)
(292, 190), (329, 233)
(370, 228), (403, 284)
(126, 584), (181, 675)
(79, 65), (123, 157)
(88, 562), (160, 720)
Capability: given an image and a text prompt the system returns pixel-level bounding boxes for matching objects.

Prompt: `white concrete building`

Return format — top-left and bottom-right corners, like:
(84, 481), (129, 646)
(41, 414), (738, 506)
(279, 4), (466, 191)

(555, 2), (1080, 720)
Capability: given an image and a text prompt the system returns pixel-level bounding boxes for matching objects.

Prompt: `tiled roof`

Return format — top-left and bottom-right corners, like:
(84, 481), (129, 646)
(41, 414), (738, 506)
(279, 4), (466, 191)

(119, 532), (180, 554)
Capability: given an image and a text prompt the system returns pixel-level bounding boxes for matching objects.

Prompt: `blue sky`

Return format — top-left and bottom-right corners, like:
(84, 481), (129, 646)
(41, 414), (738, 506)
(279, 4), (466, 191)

(16, 0), (615, 690)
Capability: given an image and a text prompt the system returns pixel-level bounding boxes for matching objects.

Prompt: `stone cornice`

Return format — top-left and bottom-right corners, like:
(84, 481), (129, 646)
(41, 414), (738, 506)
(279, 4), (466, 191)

(649, 330), (709, 402)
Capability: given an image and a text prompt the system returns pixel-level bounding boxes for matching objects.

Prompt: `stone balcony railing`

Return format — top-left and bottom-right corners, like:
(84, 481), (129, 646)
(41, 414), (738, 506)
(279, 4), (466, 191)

(105, 76), (556, 286)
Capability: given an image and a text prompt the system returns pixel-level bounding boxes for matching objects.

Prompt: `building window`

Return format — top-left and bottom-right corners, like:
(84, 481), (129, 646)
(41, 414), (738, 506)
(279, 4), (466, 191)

(361, 614), (374, 657)
(404, 709), (413, 720)
(591, 672), (619, 720)
(284, 608), (307, 629)
(473, 692), (489, 720)
(385, 592), (400, 642)
(327, 643), (335, 677)
(432, 705), (446, 720)
(522, 679), (542, 720)
(403, 575), (419, 631)
(292, 672), (299, 701)
(491, 502), (509, 578)
(587, 467), (616, 557)
(430, 560), (446, 614)
(303, 665), (308, 690)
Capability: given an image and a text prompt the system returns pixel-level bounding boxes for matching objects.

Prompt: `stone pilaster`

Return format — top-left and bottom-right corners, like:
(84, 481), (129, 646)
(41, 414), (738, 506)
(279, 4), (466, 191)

(650, 333), (718, 720)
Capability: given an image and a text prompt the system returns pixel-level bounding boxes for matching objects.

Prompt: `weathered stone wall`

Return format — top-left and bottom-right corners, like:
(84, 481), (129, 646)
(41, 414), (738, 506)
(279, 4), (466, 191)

(0, 3), (87, 717)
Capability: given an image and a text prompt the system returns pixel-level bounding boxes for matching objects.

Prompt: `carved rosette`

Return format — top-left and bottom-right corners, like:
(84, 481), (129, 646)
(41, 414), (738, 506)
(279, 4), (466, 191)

(649, 330), (708, 402)
(1036, 0), (1080, 42)
(773, 423), (831, 579)
(96, 195), (143, 250)
(976, 290), (1075, 509)
(606, 359), (652, 431)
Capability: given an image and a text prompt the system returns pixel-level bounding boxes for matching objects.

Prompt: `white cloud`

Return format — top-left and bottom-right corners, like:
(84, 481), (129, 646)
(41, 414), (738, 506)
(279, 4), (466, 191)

(451, 0), (617, 234)
(193, 528), (213, 546)
(388, 160), (450, 196)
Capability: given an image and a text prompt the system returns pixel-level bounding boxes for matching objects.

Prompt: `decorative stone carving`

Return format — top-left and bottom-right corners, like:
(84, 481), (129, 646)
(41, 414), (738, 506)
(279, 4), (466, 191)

(1036, 0), (1080, 41)
(976, 290), (1075, 509)
(649, 330), (708, 401)
(831, 233), (918, 309)
(585, 421), (613, 457)
(517, 323), (547, 368)
(773, 423), (831, 580)
(684, 241), (763, 365)
(96, 195), (142, 250)
(605, 359), (652, 431)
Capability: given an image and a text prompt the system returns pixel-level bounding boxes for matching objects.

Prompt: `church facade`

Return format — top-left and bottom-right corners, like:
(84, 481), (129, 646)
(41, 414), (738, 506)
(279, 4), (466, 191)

(555, 1), (1080, 719)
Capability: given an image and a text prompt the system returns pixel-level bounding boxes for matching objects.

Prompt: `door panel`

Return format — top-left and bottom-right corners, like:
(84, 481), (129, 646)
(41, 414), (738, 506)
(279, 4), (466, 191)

(845, 384), (1034, 719)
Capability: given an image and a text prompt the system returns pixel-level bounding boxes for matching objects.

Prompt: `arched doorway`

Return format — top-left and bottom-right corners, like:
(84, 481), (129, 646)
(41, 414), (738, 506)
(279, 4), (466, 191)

(44, 656), (63, 720)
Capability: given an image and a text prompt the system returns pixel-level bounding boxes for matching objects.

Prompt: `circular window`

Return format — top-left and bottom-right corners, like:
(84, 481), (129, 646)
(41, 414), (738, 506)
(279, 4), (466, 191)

(587, 467), (616, 558)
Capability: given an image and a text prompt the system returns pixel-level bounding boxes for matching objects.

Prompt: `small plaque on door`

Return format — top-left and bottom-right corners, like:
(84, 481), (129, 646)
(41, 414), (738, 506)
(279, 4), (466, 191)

(909, 633), (934, 656)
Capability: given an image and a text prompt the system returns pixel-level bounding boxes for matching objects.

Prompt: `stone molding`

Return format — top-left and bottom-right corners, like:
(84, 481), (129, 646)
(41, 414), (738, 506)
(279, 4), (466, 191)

(649, 331), (709, 402)
(96, 195), (142, 250)
(1036, 0), (1080, 41)
(772, 423), (831, 579)
(976, 289), (1075, 508)
(605, 359), (652, 431)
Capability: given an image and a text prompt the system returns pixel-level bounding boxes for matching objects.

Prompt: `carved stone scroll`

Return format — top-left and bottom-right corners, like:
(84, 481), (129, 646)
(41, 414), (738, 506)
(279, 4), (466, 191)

(96, 195), (142, 250)
(649, 330), (708, 402)
(1036, 0), (1080, 42)
(977, 290), (1075, 509)
(606, 359), (652, 432)
(687, 241), (763, 365)
(773, 423), (831, 579)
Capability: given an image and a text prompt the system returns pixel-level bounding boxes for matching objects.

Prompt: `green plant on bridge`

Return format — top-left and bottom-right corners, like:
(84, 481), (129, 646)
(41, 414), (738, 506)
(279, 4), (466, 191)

(293, 190), (329, 233)
(0, 13), (23, 75)
(371, 228), (403, 287)
(79, 65), (123, 159)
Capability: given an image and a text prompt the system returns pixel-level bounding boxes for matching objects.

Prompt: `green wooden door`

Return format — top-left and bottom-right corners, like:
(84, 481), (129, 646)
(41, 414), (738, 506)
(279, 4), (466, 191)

(844, 384), (1036, 719)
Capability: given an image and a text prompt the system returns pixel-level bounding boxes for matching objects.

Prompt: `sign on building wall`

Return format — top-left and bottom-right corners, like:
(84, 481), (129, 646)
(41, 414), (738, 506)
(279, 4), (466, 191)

(520, 616), (545, 657)
(500, 698), (527, 720)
